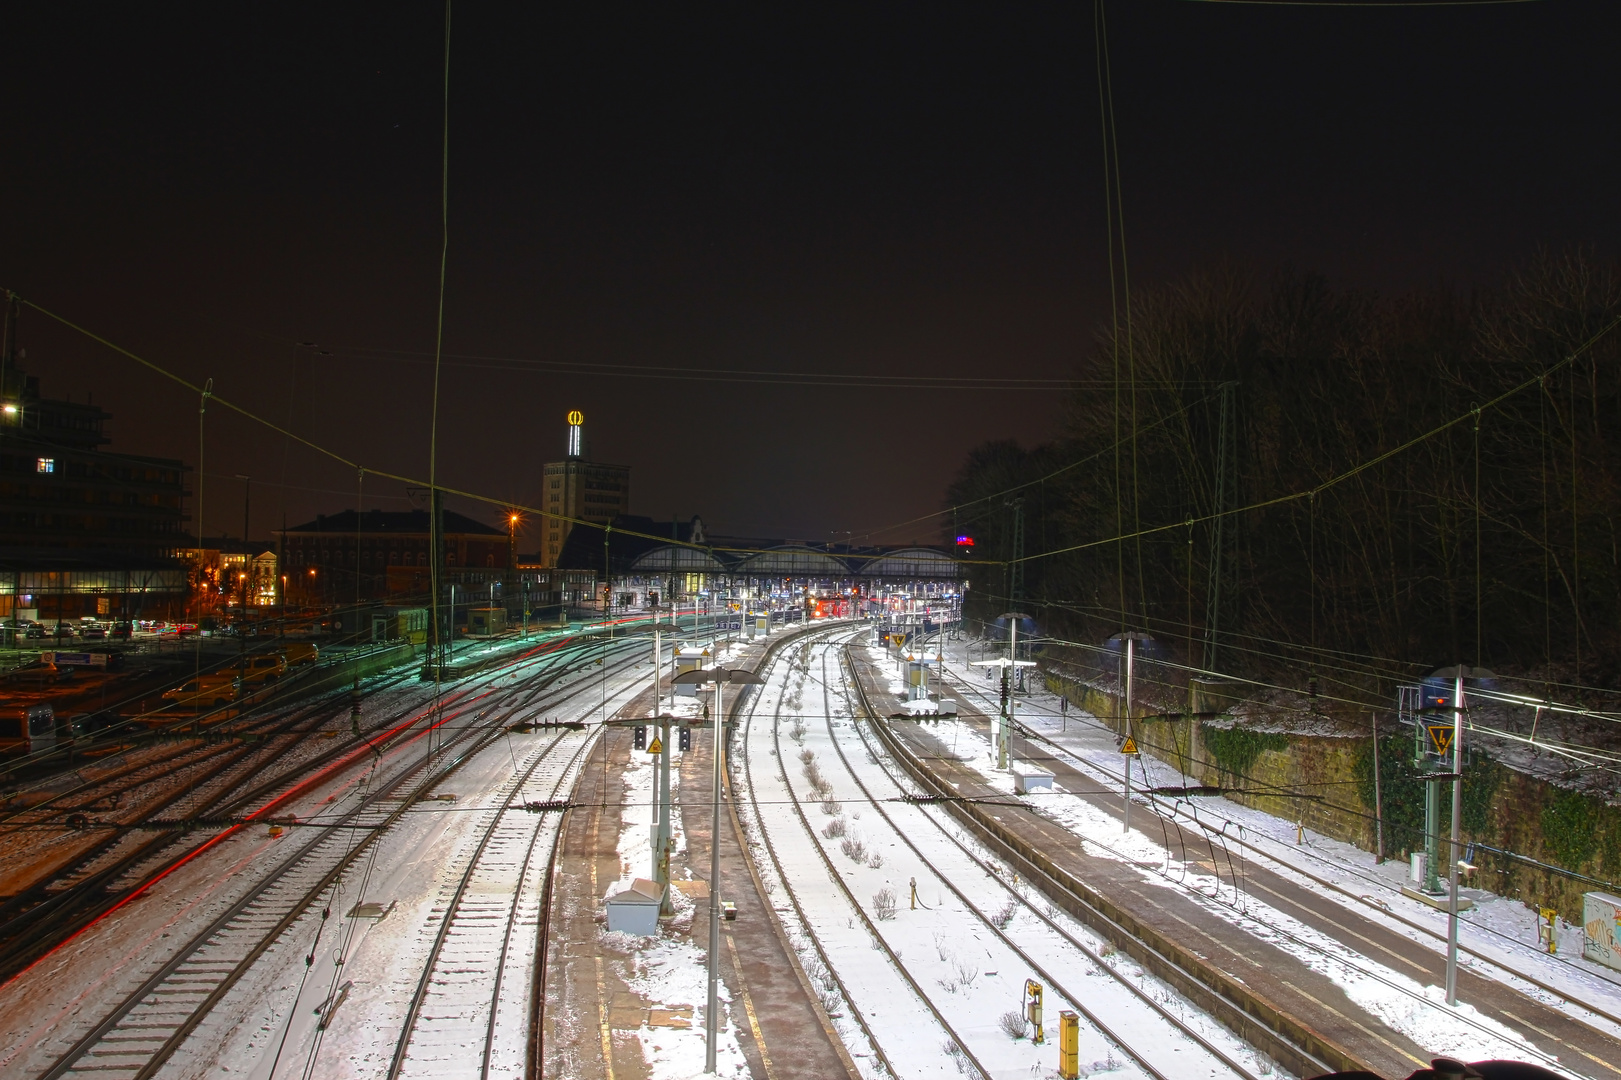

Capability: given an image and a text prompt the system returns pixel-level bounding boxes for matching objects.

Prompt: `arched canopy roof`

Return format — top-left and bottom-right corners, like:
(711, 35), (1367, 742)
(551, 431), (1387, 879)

(731, 545), (852, 578)
(860, 546), (962, 579)
(628, 545), (728, 573)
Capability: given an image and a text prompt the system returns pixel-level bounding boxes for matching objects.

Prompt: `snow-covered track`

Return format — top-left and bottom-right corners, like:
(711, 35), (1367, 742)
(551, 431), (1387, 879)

(384, 725), (594, 1080)
(27, 641), (642, 1080)
(833, 642), (1264, 1080)
(930, 654), (1589, 1077)
(735, 623), (906, 1078)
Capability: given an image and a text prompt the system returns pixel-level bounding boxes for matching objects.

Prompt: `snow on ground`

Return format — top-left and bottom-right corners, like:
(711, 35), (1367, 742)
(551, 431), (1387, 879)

(819, 644), (1282, 1079)
(733, 634), (1292, 1080)
(602, 684), (752, 1080)
(737, 645), (959, 1080)
(0, 639), (648, 1079)
(917, 635), (1596, 1073)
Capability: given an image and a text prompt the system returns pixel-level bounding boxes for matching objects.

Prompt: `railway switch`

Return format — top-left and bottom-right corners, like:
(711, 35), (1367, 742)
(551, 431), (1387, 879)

(1058, 1010), (1078, 1078)
(1024, 979), (1044, 1044)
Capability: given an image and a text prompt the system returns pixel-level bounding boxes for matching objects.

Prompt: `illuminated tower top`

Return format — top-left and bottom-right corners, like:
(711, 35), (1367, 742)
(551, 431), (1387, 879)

(566, 409), (583, 458)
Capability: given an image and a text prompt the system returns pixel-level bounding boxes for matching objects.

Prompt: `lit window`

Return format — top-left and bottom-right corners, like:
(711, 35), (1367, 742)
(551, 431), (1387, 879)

(36, 457), (54, 474)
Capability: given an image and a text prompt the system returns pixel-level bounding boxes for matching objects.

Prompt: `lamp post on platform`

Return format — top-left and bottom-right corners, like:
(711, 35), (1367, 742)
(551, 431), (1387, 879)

(672, 664), (766, 1074)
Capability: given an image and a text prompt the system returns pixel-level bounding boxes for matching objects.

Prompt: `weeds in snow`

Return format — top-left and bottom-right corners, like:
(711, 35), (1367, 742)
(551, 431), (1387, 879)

(866, 850), (884, 869)
(840, 835), (867, 861)
(821, 796), (840, 815)
(822, 817), (847, 839)
(799, 749), (815, 767)
(998, 1010), (1029, 1040)
(819, 988), (842, 1016)
(934, 933), (951, 962)
(872, 888), (897, 921)
(991, 898), (1018, 929)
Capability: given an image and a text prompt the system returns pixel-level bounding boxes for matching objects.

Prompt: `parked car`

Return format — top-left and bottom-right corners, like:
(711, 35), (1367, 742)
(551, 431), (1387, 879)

(80, 625), (107, 640)
(161, 673), (240, 709)
(280, 642), (319, 667)
(110, 623), (133, 640)
(238, 654), (286, 685)
(24, 624), (45, 639)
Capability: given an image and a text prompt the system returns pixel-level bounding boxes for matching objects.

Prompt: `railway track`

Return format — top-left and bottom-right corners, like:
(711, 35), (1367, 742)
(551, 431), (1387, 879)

(386, 725), (594, 1080)
(0, 633), (634, 980)
(0, 655), (568, 979)
(827, 638), (1269, 1079)
(732, 626), (1251, 1079)
(919, 649), (1597, 1077)
(22, 637), (650, 1080)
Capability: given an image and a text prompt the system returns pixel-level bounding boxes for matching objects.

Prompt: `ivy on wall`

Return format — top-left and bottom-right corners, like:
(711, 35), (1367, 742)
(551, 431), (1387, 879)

(1201, 724), (1288, 782)
(1542, 789), (1602, 870)
(1353, 733), (1498, 857)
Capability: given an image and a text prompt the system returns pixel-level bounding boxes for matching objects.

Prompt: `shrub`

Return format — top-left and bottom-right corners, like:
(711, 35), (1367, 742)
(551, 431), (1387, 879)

(999, 1010), (1029, 1040)
(840, 834), (867, 860)
(873, 888), (897, 921)
(992, 898), (1017, 929)
(822, 817), (847, 838)
(867, 850), (885, 869)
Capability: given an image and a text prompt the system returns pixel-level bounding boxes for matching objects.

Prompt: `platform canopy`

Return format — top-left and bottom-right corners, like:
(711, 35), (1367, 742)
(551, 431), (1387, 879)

(628, 545), (728, 573)
(730, 545), (852, 577)
(859, 546), (962, 579)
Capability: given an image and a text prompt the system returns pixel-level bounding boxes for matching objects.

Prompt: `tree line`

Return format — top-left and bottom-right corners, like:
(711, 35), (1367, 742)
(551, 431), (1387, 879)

(946, 249), (1621, 697)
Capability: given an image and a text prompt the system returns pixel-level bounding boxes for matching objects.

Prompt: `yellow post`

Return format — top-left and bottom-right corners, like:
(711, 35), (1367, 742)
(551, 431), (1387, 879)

(1025, 979), (1044, 1045)
(1058, 1010), (1078, 1079)
(1539, 907), (1559, 954)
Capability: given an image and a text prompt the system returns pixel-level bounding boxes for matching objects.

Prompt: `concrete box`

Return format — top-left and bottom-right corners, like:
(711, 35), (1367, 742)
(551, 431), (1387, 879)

(1584, 891), (1621, 971)
(606, 877), (665, 936)
(1013, 765), (1054, 794)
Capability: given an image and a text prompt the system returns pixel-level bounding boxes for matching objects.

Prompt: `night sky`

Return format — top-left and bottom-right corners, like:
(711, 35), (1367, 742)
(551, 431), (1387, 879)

(2, 2), (1615, 550)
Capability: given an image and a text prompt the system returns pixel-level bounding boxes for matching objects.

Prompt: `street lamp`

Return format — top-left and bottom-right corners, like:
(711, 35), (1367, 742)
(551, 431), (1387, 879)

(671, 664), (767, 1074)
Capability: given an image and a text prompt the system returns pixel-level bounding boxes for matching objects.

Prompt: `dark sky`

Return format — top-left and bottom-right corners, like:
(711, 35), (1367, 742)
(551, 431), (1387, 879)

(2, 2), (1615, 549)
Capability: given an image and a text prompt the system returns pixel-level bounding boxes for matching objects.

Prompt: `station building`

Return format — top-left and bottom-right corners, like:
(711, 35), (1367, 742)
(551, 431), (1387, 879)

(0, 338), (189, 622)
(552, 512), (963, 615)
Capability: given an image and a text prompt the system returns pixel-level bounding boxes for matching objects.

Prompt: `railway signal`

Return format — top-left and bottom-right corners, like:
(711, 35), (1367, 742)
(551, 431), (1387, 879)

(679, 725), (691, 751)
(632, 724), (646, 750)
(1025, 979), (1044, 1044)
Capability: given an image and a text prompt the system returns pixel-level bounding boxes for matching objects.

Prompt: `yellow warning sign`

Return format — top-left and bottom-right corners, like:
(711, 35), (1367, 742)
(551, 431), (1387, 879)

(647, 736), (663, 755)
(1121, 736), (1139, 755)
(1427, 725), (1455, 757)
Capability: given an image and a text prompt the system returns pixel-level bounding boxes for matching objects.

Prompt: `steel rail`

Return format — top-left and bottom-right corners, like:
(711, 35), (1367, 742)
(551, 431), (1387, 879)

(0, 639), (608, 975)
(734, 624), (901, 1080)
(386, 726), (598, 1079)
(833, 641), (1254, 1080)
(29, 641), (645, 1080)
(748, 626), (994, 1080)
(934, 660), (1594, 1076)
(985, 674), (1621, 1039)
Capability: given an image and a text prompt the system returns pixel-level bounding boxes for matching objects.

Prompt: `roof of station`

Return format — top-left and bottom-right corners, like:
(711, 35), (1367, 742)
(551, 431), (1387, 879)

(557, 516), (963, 579)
